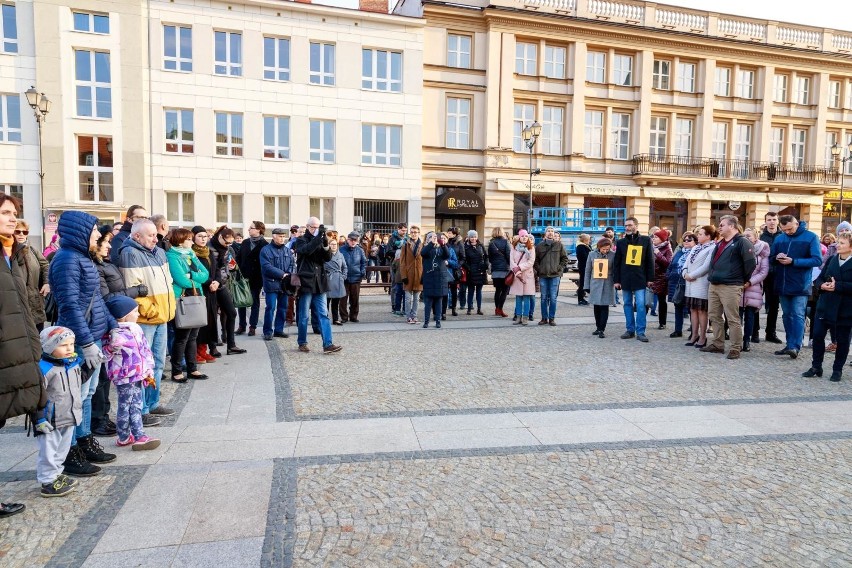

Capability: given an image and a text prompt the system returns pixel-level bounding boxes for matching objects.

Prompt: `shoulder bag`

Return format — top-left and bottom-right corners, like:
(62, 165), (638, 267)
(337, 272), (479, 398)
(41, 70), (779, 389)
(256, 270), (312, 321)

(226, 265), (253, 308)
(174, 283), (207, 329)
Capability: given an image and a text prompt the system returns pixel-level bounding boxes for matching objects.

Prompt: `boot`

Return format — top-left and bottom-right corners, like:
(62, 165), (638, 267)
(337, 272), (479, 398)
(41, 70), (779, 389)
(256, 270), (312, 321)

(495, 309), (501, 316)
(451, 309), (458, 316)
(77, 434), (117, 464)
(62, 445), (101, 477)
(198, 344), (216, 363)
(742, 340), (751, 352)
(513, 316), (523, 325)
(520, 316), (528, 326)
(195, 346), (207, 365)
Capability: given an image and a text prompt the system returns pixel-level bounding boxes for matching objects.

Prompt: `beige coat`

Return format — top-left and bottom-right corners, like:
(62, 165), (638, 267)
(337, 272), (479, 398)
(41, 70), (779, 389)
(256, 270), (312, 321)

(400, 239), (423, 292)
(509, 246), (536, 296)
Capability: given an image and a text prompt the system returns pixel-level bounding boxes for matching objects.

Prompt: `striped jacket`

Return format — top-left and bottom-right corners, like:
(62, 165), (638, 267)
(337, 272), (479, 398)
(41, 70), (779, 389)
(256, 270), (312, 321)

(118, 238), (176, 325)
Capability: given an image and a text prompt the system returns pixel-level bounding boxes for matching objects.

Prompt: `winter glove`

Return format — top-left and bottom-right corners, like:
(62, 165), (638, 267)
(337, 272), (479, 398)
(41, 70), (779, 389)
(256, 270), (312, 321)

(137, 284), (149, 297)
(318, 224), (326, 237)
(81, 343), (105, 370)
(35, 418), (54, 435)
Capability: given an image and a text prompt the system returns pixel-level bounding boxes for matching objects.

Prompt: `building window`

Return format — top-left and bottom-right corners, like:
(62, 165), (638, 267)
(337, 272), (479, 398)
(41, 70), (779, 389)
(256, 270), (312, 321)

(215, 112), (243, 157)
(75, 50), (111, 119)
(1, 184), (23, 203)
(676, 62), (695, 93)
(794, 76), (810, 105)
(164, 109), (193, 154)
(613, 55), (632, 86)
(541, 106), (563, 156)
(78, 136), (113, 202)
(652, 60), (670, 90)
(824, 131), (837, 169)
(773, 74), (788, 103)
(1, 4), (17, 53)
(513, 103), (535, 153)
(309, 42), (335, 86)
(166, 192), (194, 224)
(586, 51), (605, 83)
(263, 116), (290, 160)
(584, 110), (603, 158)
(163, 25), (192, 72)
(73, 12), (109, 34)
(447, 34), (471, 69)
(0, 94), (21, 143)
(736, 69), (754, 99)
(734, 123), (751, 161)
(611, 112), (630, 160)
(674, 118), (693, 158)
(711, 122), (728, 161)
(214, 31), (242, 77)
(263, 37), (290, 81)
(264, 196), (290, 230)
(309, 119), (335, 163)
(515, 42), (537, 75)
(362, 124), (401, 166)
(769, 127), (784, 164)
(791, 128), (806, 167)
(446, 97), (470, 149)
(846, 81), (852, 109)
(309, 197), (335, 227)
(362, 48), (402, 92)
(649, 116), (668, 158)
(544, 46), (565, 79)
(216, 194), (243, 228)
(829, 81), (841, 108)
(715, 67), (731, 97)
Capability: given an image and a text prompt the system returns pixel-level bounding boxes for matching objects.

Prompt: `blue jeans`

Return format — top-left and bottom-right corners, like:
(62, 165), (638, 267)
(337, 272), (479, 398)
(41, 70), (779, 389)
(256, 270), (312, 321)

(539, 276), (561, 320)
(673, 302), (685, 334)
(297, 291), (333, 348)
(392, 283), (404, 311)
(622, 288), (647, 335)
(517, 295), (536, 317)
(515, 295), (532, 317)
(139, 323), (167, 414)
(779, 295), (808, 351)
(238, 285), (263, 328)
(263, 290), (289, 336)
(73, 340), (101, 443)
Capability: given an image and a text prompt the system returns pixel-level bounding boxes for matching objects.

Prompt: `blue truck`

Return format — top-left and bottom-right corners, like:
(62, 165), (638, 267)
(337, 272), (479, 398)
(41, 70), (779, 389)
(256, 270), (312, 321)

(527, 207), (627, 271)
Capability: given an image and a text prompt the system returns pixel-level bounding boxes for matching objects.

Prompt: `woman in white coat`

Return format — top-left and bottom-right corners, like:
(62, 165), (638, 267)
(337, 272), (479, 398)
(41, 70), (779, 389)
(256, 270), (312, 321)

(509, 230), (536, 326)
(682, 225), (717, 348)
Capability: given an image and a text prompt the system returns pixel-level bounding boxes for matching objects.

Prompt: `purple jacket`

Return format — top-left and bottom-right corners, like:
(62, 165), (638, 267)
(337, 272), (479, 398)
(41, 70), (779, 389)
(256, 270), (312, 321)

(742, 240), (769, 309)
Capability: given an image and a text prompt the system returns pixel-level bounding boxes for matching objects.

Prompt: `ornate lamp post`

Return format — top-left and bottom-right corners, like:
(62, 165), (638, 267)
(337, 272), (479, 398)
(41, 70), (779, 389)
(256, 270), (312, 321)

(831, 141), (852, 224)
(521, 121), (541, 229)
(24, 86), (51, 225)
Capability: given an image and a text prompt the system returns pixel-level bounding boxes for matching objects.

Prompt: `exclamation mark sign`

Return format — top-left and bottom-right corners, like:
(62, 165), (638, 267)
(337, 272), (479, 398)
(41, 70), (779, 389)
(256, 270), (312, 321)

(598, 262), (604, 278)
(631, 249), (638, 263)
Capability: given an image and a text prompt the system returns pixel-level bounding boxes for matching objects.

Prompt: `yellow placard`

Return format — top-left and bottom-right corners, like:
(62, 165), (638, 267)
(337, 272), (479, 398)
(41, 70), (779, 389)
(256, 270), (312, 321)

(626, 244), (643, 266)
(592, 258), (609, 279)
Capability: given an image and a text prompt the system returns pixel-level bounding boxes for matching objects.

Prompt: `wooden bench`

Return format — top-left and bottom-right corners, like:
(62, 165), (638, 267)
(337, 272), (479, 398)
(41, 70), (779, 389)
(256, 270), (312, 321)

(362, 266), (391, 289)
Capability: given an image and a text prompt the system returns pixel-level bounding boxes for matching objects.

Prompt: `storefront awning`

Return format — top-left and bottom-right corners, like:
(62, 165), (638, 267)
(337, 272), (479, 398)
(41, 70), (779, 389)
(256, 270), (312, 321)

(496, 179), (567, 192)
(572, 183), (641, 197)
(436, 188), (486, 216)
(768, 193), (823, 205)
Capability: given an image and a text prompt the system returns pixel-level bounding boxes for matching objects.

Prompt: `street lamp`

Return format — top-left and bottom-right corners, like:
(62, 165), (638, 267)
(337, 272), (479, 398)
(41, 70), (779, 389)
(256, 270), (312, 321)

(522, 121), (542, 229)
(831, 141), (852, 224)
(24, 86), (50, 233)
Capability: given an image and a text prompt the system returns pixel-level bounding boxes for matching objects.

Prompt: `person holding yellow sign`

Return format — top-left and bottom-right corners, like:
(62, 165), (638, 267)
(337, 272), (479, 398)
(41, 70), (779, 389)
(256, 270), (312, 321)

(613, 217), (655, 342)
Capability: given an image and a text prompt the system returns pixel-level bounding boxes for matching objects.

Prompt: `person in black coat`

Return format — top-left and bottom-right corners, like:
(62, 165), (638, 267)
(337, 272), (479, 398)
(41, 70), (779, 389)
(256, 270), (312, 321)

(235, 221), (268, 336)
(420, 232), (449, 328)
(575, 234), (592, 306)
(293, 218), (341, 353)
(463, 230), (488, 315)
(488, 228), (512, 317)
(191, 226), (221, 359)
(612, 217), (655, 341)
(209, 226), (245, 355)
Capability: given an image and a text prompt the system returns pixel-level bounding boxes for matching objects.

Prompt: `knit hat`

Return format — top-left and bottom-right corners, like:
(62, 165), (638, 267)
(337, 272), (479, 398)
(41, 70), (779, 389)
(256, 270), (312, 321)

(106, 296), (139, 320)
(654, 229), (670, 241)
(837, 221), (852, 234)
(191, 225), (206, 235)
(467, 230), (478, 238)
(40, 326), (75, 355)
(517, 229), (529, 238)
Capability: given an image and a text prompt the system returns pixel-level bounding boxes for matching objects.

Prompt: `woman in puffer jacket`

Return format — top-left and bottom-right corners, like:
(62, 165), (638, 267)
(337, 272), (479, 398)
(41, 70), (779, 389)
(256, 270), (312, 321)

(741, 228), (769, 353)
(650, 229), (673, 330)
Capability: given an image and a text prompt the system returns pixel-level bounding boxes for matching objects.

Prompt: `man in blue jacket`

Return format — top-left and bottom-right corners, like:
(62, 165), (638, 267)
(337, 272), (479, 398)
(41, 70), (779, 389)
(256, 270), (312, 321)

(770, 215), (822, 358)
(339, 232), (367, 323)
(259, 228), (295, 341)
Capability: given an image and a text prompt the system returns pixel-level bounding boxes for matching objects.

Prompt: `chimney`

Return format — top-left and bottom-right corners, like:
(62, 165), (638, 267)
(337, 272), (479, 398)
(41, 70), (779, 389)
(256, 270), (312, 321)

(359, 0), (387, 13)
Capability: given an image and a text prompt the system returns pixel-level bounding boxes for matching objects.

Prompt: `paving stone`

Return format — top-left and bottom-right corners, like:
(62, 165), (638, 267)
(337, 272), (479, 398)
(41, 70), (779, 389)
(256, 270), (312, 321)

(172, 537), (264, 567)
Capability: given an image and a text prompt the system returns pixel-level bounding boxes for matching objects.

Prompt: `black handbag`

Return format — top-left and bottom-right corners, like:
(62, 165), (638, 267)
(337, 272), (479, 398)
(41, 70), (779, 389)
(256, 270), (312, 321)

(672, 279), (686, 305)
(43, 292), (58, 324)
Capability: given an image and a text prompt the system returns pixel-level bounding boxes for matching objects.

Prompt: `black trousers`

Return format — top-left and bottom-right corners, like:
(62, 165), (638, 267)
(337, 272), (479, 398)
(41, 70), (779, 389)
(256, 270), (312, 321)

(214, 287), (238, 349)
(91, 365), (111, 429)
(764, 273), (780, 337)
(593, 305), (610, 331)
(577, 269), (587, 303)
(656, 292), (668, 326)
(812, 321), (851, 374)
(423, 295), (442, 324)
(172, 327), (200, 375)
(493, 277), (509, 310)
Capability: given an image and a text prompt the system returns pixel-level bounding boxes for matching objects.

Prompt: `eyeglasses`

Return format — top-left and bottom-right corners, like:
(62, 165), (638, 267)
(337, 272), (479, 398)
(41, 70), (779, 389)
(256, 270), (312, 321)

(683, 237), (694, 242)
(14, 230), (28, 235)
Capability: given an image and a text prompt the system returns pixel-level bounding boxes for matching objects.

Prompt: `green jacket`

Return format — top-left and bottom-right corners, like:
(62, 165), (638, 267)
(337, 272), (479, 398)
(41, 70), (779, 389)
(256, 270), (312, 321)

(166, 247), (209, 298)
(533, 239), (569, 278)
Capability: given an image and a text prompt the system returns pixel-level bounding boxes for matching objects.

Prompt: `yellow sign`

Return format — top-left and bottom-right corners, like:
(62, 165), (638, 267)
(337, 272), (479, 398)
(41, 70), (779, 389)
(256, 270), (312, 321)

(626, 245), (643, 266)
(825, 190), (852, 200)
(593, 258), (609, 279)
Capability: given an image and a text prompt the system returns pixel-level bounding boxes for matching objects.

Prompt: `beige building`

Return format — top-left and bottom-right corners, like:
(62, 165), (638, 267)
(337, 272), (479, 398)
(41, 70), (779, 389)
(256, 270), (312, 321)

(395, 0), (852, 238)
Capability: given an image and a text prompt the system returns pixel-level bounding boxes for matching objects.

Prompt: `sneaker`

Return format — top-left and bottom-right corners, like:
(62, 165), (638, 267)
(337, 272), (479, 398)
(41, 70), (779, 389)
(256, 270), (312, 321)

(620, 331), (635, 339)
(41, 476), (75, 498)
(636, 334), (649, 343)
(323, 344), (343, 354)
(77, 434), (117, 464)
(298, 344), (310, 353)
(149, 406), (175, 416)
(132, 436), (161, 451)
(61, 445), (101, 477)
(142, 414), (162, 427)
(92, 422), (117, 437)
(592, 330), (601, 336)
(263, 334), (273, 341)
(56, 474), (78, 488)
(116, 434), (136, 447)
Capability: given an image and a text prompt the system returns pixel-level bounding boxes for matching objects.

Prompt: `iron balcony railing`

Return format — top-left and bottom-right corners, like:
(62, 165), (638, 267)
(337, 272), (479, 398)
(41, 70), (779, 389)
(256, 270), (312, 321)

(632, 154), (839, 185)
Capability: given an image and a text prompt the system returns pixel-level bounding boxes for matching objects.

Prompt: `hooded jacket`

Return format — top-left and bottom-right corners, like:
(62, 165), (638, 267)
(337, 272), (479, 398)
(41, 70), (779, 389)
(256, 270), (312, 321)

(37, 353), (84, 429)
(742, 240), (769, 309)
(119, 237), (176, 325)
(769, 222), (822, 296)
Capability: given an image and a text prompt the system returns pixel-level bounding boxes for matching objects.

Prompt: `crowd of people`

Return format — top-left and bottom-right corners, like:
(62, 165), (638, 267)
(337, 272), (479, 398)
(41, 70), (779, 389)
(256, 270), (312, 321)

(1, 195), (850, 516)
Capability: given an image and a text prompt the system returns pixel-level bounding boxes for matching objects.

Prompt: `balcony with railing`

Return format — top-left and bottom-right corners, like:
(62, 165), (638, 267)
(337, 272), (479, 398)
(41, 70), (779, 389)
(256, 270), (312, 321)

(632, 154), (839, 186)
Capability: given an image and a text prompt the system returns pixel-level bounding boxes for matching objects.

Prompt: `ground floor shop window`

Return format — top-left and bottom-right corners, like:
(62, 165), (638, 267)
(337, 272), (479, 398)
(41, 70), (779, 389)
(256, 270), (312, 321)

(354, 199), (408, 234)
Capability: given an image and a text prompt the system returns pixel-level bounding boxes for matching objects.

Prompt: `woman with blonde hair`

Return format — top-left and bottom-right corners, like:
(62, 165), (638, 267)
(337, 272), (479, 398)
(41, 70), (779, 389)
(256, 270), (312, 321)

(13, 220), (50, 329)
(509, 230), (536, 326)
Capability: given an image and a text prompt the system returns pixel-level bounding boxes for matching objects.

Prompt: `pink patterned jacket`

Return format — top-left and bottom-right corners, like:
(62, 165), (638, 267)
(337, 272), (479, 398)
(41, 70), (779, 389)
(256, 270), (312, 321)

(102, 322), (154, 386)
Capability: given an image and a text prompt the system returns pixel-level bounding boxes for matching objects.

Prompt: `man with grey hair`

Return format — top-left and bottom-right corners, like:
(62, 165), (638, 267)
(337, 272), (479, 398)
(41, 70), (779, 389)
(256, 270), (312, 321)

(293, 217), (341, 353)
(149, 214), (170, 252)
(534, 226), (570, 324)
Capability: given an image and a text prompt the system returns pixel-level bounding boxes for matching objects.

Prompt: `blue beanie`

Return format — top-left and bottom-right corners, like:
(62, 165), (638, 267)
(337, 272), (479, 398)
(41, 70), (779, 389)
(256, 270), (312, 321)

(106, 296), (138, 320)
(837, 221), (852, 234)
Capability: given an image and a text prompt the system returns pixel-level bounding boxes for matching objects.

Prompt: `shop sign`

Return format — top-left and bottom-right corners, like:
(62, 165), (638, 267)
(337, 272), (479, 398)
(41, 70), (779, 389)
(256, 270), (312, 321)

(767, 193), (822, 205)
(706, 191), (766, 203)
(824, 190), (852, 200)
(496, 179), (565, 192)
(572, 183), (641, 197)
(642, 187), (702, 200)
(436, 188), (486, 216)
(728, 201), (741, 211)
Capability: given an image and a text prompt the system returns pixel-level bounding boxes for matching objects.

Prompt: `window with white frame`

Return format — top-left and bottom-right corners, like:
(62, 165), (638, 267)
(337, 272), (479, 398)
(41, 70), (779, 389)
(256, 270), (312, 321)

(362, 124), (401, 166)
(264, 37), (290, 81)
(611, 112), (631, 160)
(0, 94), (21, 143)
(73, 12), (109, 34)
(166, 192), (194, 224)
(216, 194), (243, 228)
(711, 122), (728, 160)
(769, 127), (784, 164)
(164, 109), (193, 154)
(513, 103), (535, 153)
(446, 97), (470, 149)
(77, 135), (113, 202)
(586, 51), (605, 83)
(264, 196), (290, 230)
(613, 55), (633, 86)
(309, 197), (335, 227)
(734, 123), (751, 160)
(214, 31), (242, 76)
(649, 116), (668, 158)
(214, 112), (243, 157)
(715, 67), (731, 97)
(791, 128), (806, 167)
(309, 42), (335, 86)
(362, 48), (402, 92)
(1, 184), (23, 204)
(829, 80), (841, 108)
(1, 4), (17, 53)
(825, 131), (838, 169)
(736, 69), (754, 99)
(676, 62), (695, 93)
(75, 50), (111, 119)
(773, 74), (788, 103)
(309, 119), (335, 163)
(544, 45), (565, 79)
(263, 116), (290, 160)
(515, 42), (537, 75)
(447, 34), (471, 69)
(163, 25), (192, 72)
(674, 118), (693, 158)
(584, 110), (603, 158)
(652, 60), (670, 90)
(541, 106), (563, 155)
(794, 76), (810, 105)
